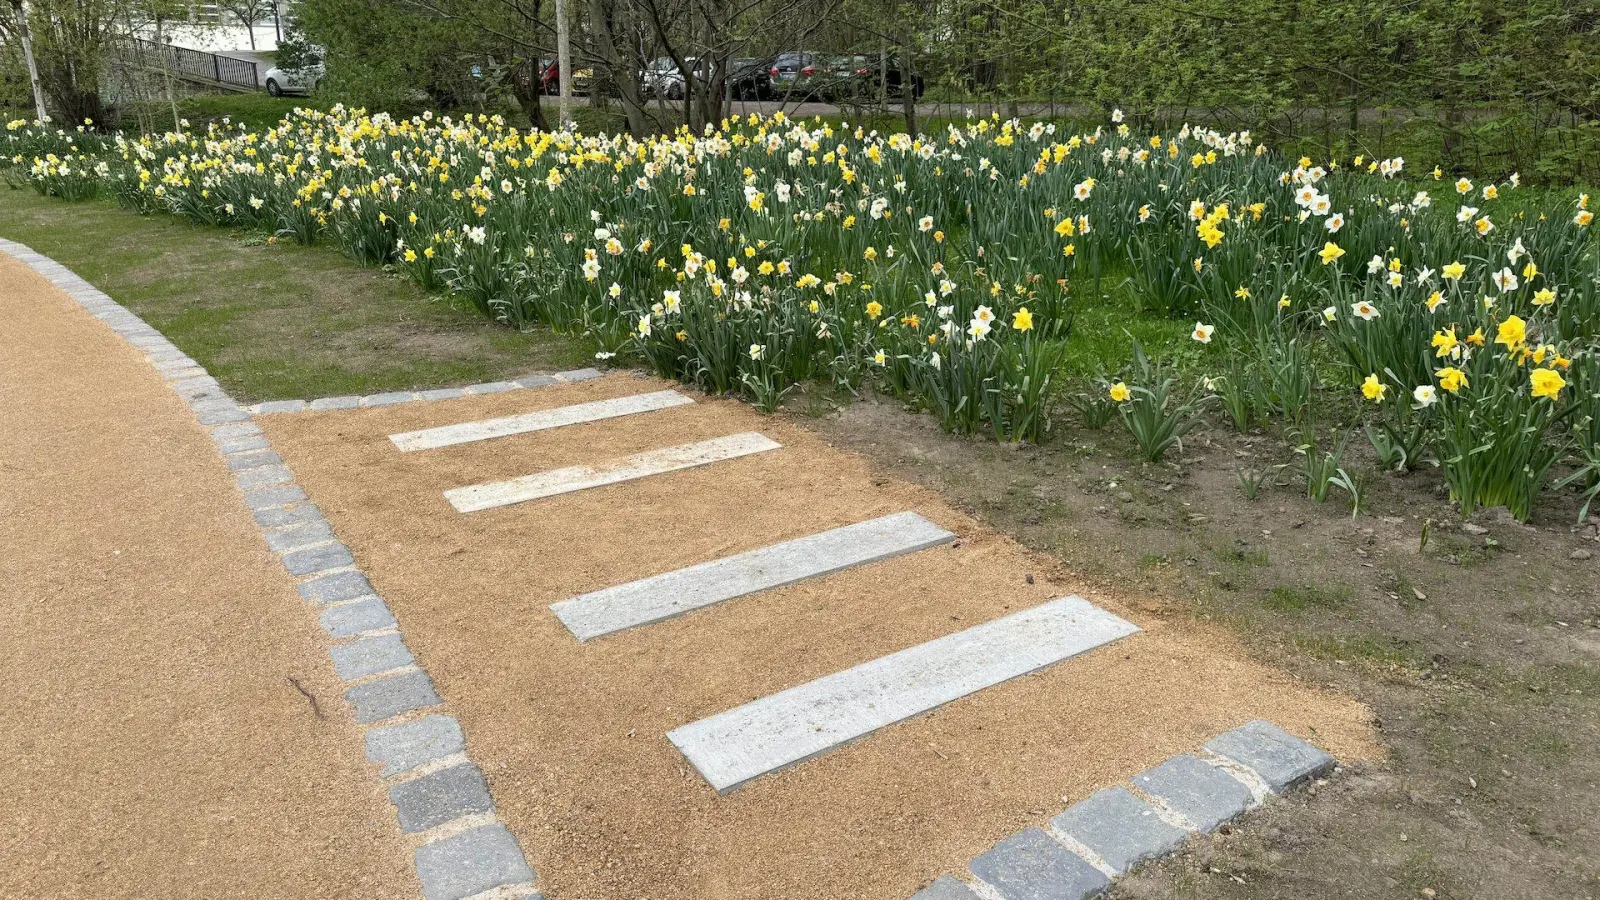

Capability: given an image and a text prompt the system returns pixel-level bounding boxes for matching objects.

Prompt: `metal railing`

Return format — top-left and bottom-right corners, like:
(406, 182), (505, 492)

(126, 38), (260, 90)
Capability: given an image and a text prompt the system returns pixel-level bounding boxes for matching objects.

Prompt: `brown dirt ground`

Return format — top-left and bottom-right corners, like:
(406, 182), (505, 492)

(260, 372), (1379, 900)
(804, 389), (1600, 900)
(0, 255), (415, 899)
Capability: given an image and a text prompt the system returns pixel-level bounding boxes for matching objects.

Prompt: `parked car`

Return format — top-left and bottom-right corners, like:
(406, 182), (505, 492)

(727, 57), (773, 100)
(264, 51), (323, 96)
(864, 55), (925, 100)
(539, 59), (594, 96)
(768, 51), (826, 98)
(641, 56), (694, 100)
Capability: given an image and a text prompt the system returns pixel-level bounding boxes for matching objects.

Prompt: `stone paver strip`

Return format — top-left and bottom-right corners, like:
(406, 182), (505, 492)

(968, 827), (1110, 900)
(446, 431), (783, 513)
(414, 824), (537, 900)
(389, 763), (495, 833)
(330, 633), (416, 682)
(1131, 753), (1254, 833)
(345, 670), (442, 724)
(553, 511), (957, 641)
(1204, 720), (1336, 793)
(1050, 786), (1187, 875)
(366, 714), (467, 778)
(668, 596), (1139, 793)
(0, 240), (540, 899)
(390, 389), (694, 452)
(249, 369), (606, 415)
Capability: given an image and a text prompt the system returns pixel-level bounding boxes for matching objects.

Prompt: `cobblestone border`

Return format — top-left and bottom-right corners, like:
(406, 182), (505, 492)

(0, 239), (543, 900)
(910, 720), (1337, 900)
(247, 369), (604, 416)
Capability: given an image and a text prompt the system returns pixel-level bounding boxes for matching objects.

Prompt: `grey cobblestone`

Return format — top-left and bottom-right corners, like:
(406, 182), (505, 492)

(265, 519), (336, 553)
(209, 421), (263, 442)
(513, 374), (558, 389)
(226, 450), (284, 471)
(255, 399), (310, 414)
(1051, 787), (1188, 875)
(1204, 720), (1335, 793)
(331, 633), (415, 682)
(365, 713), (464, 777)
(556, 367), (602, 382)
(969, 828), (1109, 900)
(462, 381), (518, 395)
(911, 876), (983, 900)
(244, 484), (309, 510)
(235, 464), (294, 491)
(281, 542), (355, 577)
(1132, 754), (1253, 833)
(413, 824), (534, 900)
(254, 502), (324, 529)
(418, 388), (466, 402)
(172, 377), (225, 399)
(298, 570), (374, 605)
(320, 596), (397, 638)
(309, 395), (361, 411)
(389, 763), (494, 833)
(345, 670), (441, 723)
(362, 392), (419, 408)
(218, 435), (272, 454)
(194, 405), (251, 425)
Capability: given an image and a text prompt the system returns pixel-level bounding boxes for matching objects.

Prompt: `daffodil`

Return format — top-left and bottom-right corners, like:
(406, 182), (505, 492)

(1435, 367), (1469, 393)
(1495, 315), (1527, 350)
(1361, 373), (1386, 402)
(1530, 367), (1566, 400)
(1109, 381), (1132, 402)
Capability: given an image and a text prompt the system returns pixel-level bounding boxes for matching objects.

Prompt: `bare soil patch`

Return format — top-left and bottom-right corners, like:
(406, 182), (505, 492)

(0, 256), (414, 899)
(802, 390), (1600, 900)
(260, 372), (1376, 900)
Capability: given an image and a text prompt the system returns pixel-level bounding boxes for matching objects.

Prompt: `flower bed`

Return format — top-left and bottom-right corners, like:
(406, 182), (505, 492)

(6, 108), (1598, 519)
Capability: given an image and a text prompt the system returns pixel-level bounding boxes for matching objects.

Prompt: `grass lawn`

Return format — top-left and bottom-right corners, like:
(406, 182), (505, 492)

(0, 187), (591, 402)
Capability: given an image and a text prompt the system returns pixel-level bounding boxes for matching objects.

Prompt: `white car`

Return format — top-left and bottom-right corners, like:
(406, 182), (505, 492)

(264, 60), (323, 96)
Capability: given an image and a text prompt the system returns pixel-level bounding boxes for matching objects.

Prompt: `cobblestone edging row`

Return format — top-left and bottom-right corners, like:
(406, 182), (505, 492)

(911, 720), (1337, 900)
(0, 239), (543, 900)
(246, 369), (603, 416)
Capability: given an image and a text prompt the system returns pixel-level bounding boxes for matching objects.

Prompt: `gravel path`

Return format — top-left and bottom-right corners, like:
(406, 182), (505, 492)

(0, 252), (415, 898)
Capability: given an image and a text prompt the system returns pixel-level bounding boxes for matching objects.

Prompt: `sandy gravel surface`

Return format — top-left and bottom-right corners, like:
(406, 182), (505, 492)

(262, 372), (1379, 900)
(0, 255), (414, 899)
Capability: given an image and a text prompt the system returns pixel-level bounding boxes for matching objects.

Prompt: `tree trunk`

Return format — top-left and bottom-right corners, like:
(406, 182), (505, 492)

(11, 0), (47, 121)
(513, 57), (548, 132)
